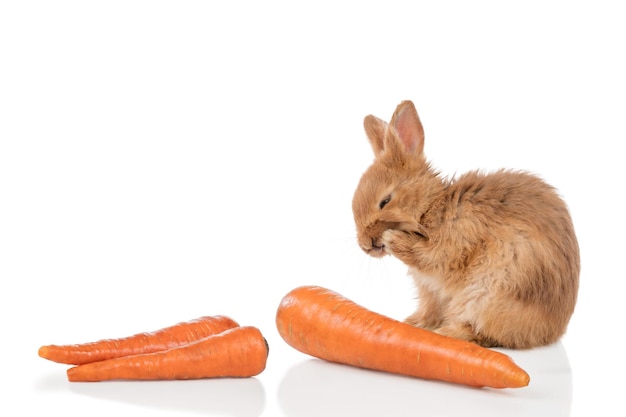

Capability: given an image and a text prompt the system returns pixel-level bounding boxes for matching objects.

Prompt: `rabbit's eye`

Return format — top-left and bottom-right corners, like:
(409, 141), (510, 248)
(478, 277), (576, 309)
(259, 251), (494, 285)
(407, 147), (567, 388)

(379, 195), (391, 209)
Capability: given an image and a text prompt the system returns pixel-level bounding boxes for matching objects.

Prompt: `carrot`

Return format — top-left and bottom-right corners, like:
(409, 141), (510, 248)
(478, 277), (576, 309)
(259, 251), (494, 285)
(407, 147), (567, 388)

(66, 326), (268, 382)
(39, 315), (239, 365)
(275, 285), (530, 389)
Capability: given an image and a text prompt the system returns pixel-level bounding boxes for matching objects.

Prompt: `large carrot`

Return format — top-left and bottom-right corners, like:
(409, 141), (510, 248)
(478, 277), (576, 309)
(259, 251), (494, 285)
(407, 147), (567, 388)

(276, 285), (530, 389)
(39, 315), (239, 365)
(66, 326), (268, 382)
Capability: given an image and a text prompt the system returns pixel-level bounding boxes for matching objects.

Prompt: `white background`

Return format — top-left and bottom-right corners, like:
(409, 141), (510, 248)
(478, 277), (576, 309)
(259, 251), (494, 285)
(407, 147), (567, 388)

(1, 1), (624, 416)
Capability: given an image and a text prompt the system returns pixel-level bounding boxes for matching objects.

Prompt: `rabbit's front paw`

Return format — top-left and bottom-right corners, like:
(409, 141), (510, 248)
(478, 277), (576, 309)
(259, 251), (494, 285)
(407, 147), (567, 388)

(381, 229), (421, 260)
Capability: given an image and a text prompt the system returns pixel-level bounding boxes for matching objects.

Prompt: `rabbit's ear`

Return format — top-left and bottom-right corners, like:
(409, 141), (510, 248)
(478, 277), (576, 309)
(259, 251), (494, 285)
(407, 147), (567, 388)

(363, 114), (388, 156)
(389, 100), (424, 156)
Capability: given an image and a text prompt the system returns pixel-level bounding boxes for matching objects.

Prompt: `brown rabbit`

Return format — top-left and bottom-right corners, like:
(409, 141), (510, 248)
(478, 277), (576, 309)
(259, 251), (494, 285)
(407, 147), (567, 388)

(352, 100), (580, 349)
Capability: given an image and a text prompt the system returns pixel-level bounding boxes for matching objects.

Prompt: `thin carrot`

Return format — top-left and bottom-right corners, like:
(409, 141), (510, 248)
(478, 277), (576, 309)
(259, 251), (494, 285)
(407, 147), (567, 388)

(66, 326), (268, 382)
(39, 315), (239, 365)
(275, 285), (530, 389)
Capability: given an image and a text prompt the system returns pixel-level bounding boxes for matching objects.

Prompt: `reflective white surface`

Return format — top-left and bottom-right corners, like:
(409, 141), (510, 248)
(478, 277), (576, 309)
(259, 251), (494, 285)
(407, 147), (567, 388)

(2, 1), (624, 416)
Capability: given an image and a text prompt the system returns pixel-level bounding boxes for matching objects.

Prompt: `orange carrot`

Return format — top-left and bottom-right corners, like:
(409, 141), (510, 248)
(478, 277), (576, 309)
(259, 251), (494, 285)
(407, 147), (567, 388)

(66, 326), (268, 382)
(39, 315), (239, 365)
(275, 285), (530, 389)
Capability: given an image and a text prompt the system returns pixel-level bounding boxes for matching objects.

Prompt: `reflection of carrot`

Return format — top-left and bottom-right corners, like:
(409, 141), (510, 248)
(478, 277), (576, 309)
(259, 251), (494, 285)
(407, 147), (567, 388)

(276, 285), (530, 389)
(67, 326), (269, 382)
(39, 315), (239, 365)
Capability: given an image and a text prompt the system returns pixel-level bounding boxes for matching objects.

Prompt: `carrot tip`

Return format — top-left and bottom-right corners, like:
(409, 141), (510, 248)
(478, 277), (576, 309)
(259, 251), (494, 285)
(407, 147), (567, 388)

(38, 346), (50, 359)
(521, 372), (531, 387)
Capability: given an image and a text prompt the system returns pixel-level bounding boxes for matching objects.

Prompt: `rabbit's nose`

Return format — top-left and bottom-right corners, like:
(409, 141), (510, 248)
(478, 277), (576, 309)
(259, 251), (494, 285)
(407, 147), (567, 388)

(371, 238), (385, 250)
(366, 238), (386, 258)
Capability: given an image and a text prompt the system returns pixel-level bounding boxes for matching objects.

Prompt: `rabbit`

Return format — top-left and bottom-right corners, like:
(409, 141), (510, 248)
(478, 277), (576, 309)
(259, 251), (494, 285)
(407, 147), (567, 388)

(352, 100), (580, 349)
